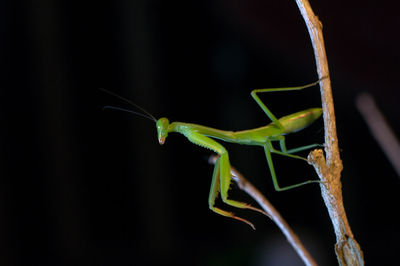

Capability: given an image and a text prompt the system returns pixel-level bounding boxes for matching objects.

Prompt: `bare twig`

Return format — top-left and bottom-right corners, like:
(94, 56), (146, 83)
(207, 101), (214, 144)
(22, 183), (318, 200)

(356, 92), (400, 177)
(294, 0), (364, 265)
(209, 155), (317, 266)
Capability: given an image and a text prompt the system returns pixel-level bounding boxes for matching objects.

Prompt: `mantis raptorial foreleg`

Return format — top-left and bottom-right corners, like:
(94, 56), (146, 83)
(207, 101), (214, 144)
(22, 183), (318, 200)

(208, 157), (259, 229)
(186, 130), (268, 228)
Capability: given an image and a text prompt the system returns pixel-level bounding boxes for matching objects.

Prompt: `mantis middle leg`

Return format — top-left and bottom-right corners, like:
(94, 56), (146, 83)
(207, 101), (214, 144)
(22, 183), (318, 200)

(264, 139), (320, 191)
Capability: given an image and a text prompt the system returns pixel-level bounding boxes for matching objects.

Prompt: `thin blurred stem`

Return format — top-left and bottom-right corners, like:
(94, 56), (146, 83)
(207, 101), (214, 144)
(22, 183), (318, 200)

(356, 92), (400, 177)
(209, 155), (317, 266)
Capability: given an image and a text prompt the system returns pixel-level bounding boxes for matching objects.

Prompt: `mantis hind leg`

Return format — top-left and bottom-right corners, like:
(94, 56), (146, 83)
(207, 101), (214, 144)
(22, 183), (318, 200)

(264, 140), (320, 191)
(250, 79), (323, 129)
(278, 136), (323, 155)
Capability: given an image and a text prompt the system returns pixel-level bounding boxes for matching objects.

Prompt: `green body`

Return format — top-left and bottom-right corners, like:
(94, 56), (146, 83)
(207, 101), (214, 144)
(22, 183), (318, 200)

(156, 80), (323, 229)
(165, 108), (321, 145)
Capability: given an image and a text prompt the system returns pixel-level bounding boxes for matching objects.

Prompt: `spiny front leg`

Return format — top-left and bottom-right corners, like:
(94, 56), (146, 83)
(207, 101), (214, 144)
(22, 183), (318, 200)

(208, 157), (256, 230)
(185, 131), (265, 229)
(218, 153), (268, 218)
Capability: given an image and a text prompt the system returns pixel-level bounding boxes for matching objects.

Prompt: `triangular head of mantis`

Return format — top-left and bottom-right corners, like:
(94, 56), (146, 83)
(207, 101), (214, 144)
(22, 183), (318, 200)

(156, 117), (170, 145)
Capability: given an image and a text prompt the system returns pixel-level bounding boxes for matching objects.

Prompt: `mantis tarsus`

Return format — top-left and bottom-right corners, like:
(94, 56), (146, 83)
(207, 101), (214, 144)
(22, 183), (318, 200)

(103, 79), (323, 229)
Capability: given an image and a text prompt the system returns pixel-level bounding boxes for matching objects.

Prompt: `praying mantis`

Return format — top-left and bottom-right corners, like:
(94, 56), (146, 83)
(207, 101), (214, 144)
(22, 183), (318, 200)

(103, 79), (324, 229)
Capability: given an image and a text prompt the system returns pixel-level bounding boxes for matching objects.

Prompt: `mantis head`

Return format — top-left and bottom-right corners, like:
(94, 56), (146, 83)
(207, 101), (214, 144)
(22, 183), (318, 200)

(156, 117), (170, 145)
(100, 89), (171, 145)
(100, 88), (168, 144)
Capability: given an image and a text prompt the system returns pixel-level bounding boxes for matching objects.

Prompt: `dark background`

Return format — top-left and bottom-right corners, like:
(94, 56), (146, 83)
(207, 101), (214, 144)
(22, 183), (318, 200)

(1, 0), (399, 265)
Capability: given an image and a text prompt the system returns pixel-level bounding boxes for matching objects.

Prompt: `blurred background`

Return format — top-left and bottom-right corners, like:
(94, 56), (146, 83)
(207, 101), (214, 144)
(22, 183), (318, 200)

(1, 0), (400, 265)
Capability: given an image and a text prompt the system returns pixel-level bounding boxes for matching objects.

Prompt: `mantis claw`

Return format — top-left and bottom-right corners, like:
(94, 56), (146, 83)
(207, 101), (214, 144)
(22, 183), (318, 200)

(245, 204), (271, 220)
(233, 215), (256, 230)
(211, 206), (256, 230)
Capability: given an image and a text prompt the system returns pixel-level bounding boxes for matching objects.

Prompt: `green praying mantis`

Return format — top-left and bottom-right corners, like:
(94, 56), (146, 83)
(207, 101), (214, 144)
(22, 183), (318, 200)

(103, 79), (324, 229)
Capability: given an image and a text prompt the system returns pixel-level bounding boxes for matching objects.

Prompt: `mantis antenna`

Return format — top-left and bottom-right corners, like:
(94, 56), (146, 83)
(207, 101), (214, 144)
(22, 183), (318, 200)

(100, 88), (157, 122)
(102, 105), (156, 122)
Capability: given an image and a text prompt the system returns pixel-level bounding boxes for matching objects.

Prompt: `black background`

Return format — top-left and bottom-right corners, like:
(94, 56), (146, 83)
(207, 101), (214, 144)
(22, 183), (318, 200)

(1, 1), (400, 265)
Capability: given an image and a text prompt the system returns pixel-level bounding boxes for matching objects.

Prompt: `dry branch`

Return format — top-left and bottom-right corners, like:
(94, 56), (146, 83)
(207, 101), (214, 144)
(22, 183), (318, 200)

(294, 0), (364, 264)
